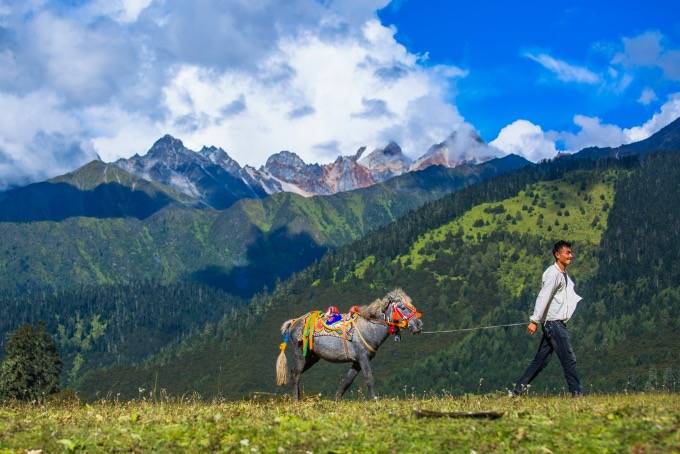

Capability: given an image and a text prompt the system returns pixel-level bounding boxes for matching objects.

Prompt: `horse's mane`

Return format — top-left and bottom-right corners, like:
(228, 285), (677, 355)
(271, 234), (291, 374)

(357, 288), (410, 319)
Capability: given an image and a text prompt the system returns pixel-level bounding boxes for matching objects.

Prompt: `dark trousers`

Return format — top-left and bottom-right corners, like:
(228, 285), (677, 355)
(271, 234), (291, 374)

(514, 320), (582, 395)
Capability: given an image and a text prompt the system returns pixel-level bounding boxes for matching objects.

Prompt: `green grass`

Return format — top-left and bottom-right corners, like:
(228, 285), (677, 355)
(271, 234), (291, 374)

(0, 394), (677, 452)
(399, 171), (619, 269)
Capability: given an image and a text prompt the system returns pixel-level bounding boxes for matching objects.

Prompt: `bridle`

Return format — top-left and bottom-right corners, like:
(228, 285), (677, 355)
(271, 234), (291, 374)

(352, 296), (423, 353)
(383, 298), (422, 334)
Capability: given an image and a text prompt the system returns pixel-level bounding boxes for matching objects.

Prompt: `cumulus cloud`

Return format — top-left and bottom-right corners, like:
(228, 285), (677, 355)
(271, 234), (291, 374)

(560, 94), (680, 149)
(624, 92), (680, 141)
(524, 52), (600, 84)
(558, 115), (632, 151)
(142, 17), (468, 166)
(490, 120), (558, 161)
(0, 90), (99, 184)
(0, 0), (470, 187)
(492, 93), (680, 161)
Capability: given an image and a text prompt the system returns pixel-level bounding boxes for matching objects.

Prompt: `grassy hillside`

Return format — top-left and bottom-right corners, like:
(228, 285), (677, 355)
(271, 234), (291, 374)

(0, 155), (528, 296)
(1, 394), (677, 452)
(74, 153), (680, 399)
(399, 170), (617, 270)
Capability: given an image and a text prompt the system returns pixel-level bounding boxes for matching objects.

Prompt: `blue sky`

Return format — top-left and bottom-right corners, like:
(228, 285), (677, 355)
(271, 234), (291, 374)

(0, 0), (679, 187)
(379, 0), (680, 141)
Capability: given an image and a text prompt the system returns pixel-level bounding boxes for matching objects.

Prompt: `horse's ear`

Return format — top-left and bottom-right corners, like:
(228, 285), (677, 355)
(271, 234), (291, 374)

(381, 297), (392, 312)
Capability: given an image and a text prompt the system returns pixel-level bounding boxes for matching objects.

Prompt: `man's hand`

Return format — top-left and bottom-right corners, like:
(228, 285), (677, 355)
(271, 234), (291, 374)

(527, 321), (538, 335)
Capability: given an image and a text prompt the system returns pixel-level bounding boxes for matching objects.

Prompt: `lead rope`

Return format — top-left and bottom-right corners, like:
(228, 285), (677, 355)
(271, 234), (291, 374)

(421, 322), (526, 334)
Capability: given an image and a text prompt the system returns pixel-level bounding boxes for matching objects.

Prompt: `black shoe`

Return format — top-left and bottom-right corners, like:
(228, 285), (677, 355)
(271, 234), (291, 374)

(509, 384), (529, 397)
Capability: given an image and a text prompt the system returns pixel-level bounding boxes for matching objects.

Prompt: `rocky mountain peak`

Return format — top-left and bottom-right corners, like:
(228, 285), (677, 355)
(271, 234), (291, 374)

(410, 127), (495, 172)
(147, 134), (189, 159)
(199, 145), (241, 172)
(382, 141), (403, 156)
(264, 150), (307, 170)
(359, 141), (412, 181)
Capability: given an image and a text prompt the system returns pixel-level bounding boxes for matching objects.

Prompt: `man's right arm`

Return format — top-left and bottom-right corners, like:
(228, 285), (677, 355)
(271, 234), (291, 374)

(530, 268), (559, 324)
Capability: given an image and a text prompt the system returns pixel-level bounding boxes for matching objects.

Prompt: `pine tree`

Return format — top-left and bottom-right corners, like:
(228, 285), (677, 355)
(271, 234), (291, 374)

(0, 323), (62, 402)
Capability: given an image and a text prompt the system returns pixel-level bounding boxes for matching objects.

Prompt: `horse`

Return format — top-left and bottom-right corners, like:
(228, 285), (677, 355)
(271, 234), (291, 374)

(275, 288), (423, 400)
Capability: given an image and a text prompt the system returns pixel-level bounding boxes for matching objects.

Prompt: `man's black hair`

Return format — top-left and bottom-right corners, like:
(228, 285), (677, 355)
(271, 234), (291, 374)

(553, 240), (572, 257)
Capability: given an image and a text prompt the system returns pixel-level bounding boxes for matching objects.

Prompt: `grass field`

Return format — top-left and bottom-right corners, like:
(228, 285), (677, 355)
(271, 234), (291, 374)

(1, 393), (677, 453)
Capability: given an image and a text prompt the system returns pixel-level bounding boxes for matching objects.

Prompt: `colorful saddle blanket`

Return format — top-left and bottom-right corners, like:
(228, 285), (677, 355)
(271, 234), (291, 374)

(301, 310), (357, 356)
(313, 312), (357, 340)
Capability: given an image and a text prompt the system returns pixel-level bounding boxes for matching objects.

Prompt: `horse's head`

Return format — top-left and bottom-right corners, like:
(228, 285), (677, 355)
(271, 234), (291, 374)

(384, 288), (423, 334)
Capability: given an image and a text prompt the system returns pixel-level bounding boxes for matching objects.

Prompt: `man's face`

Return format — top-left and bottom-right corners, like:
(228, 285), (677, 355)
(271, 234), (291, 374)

(555, 247), (573, 266)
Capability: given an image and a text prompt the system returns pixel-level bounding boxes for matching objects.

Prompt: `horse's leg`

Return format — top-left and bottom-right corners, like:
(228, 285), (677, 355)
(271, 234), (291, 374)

(358, 355), (377, 400)
(292, 353), (319, 401)
(335, 362), (361, 401)
(292, 348), (305, 401)
(293, 357), (305, 400)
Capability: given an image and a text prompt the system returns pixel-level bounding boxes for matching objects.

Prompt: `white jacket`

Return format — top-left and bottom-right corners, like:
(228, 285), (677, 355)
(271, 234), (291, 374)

(530, 263), (582, 323)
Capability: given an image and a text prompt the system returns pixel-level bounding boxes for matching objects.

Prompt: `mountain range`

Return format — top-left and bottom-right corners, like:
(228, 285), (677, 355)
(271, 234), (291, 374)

(0, 118), (679, 295)
(111, 127), (497, 209)
(0, 152), (531, 295)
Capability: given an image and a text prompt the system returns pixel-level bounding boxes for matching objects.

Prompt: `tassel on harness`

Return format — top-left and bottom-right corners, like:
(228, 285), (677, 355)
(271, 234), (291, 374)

(276, 333), (290, 386)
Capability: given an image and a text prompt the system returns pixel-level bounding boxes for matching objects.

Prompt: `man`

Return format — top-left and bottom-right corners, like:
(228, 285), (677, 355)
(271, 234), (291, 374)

(511, 240), (583, 396)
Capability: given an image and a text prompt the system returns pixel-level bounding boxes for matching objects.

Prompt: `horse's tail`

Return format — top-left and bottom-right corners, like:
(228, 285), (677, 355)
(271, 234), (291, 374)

(280, 319), (294, 337)
(276, 319), (294, 386)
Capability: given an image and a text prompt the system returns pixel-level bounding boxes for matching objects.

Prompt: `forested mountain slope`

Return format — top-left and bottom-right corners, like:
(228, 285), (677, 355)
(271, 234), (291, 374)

(0, 282), (244, 386)
(77, 152), (679, 398)
(0, 155), (528, 295)
(0, 161), (196, 222)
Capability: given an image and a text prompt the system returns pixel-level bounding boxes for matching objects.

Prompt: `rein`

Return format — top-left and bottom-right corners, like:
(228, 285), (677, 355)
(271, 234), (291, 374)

(421, 322), (526, 334)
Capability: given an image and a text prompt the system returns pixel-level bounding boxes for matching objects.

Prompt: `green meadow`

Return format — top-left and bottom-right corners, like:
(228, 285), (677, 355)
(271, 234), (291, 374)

(398, 170), (619, 270)
(1, 393), (677, 453)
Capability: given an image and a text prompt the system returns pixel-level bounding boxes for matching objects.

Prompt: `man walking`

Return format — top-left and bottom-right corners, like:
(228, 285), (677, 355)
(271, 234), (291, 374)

(512, 240), (583, 396)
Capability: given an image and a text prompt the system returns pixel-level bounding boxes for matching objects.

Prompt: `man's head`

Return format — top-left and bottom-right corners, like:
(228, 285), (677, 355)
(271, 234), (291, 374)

(553, 240), (573, 268)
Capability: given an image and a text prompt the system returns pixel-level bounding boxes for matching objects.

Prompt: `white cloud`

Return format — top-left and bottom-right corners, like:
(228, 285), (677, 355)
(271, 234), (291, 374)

(524, 52), (600, 84)
(624, 92), (680, 141)
(560, 94), (680, 148)
(119, 0), (153, 22)
(83, 103), (164, 162)
(130, 18), (468, 166)
(490, 119), (558, 162)
(0, 0), (473, 187)
(558, 115), (631, 151)
(613, 31), (663, 67)
(638, 87), (658, 105)
(612, 30), (680, 81)
(493, 93), (680, 161)
(0, 91), (97, 187)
